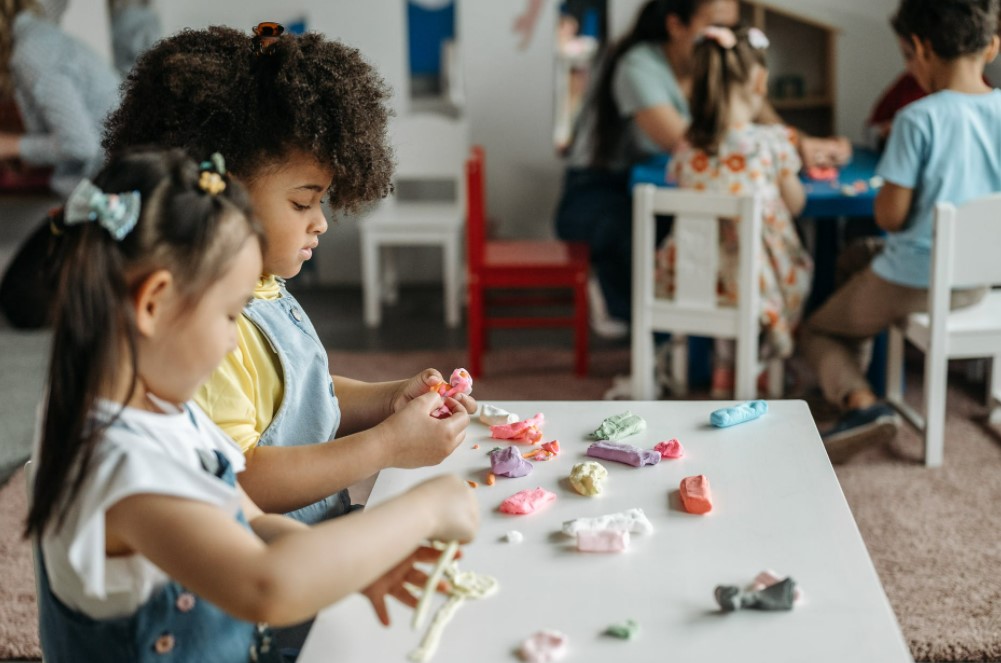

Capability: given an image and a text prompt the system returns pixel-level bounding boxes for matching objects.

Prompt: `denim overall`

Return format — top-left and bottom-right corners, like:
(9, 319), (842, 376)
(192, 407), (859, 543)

(243, 282), (349, 524)
(37, 440), (285, 662)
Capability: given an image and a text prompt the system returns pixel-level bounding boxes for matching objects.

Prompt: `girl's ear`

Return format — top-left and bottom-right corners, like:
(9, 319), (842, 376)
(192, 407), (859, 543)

(133, 269), (175, 338)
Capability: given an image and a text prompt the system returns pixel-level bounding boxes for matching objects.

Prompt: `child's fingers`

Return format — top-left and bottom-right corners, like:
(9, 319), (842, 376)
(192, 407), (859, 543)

(368, 594), (390, 627)
(419, 368), (444, 387)
(455, 393), (478, 414)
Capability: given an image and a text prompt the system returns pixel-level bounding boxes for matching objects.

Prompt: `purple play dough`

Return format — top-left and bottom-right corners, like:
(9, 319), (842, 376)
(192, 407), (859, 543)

(490, 445), (534, 477)
(586, 440), (661, 467)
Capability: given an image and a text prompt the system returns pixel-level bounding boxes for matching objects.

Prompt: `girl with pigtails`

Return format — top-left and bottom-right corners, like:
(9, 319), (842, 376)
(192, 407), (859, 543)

(657, 25), (814, 397)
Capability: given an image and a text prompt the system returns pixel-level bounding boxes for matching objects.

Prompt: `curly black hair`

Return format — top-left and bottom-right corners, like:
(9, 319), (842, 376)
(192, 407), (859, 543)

(103, 26), (394, 212)
(891, 0), (1000, 59)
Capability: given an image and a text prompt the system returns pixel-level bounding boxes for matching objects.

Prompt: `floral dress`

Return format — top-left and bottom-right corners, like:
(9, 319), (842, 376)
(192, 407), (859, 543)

(656, 124), (813, 360)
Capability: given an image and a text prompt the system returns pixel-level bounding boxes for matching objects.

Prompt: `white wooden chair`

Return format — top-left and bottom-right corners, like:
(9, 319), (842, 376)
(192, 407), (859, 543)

(360, 113), (469, 328)
(631, 185), (782, 400)
(885, 194), (1001, 467)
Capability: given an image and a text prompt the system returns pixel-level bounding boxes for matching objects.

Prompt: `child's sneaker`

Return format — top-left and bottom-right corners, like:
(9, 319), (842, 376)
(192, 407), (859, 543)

(820, 403), (899, 464)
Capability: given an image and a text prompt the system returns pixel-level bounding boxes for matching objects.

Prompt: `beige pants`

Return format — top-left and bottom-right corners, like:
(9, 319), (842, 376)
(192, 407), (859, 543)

(799, 238), (986, 409)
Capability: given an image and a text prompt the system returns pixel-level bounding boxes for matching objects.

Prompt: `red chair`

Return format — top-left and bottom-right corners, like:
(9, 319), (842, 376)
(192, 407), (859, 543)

(466, 145), (590, 377)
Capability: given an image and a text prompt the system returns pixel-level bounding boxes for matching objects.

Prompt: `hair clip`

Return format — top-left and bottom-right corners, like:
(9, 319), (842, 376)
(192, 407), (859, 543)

(252, 21), (285, 55)
(198, 152), (227, 195)
(747, 27), (770, 50)
(699, 26), (737, 49)
(64, 179), (141, 240)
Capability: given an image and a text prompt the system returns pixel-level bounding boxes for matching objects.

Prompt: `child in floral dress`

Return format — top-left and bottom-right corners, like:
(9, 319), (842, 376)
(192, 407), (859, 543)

(655, 25), (813, 396)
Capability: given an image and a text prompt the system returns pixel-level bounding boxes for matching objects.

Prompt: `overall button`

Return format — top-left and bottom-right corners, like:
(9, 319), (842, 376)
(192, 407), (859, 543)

(290, 307), (302, 321)
(154, 633), (175, 654)
(175, 592), (196, 612)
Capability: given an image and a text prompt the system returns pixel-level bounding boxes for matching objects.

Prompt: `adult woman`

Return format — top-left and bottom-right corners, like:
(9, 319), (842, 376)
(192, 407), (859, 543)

(0, 0), (120, 196)
(556, 0), (846, 332)
(555, 0), (739, 334)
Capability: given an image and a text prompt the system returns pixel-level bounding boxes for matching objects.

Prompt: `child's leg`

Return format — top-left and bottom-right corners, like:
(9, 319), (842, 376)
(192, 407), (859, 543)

(711, 339), (735, 398)
(799, 267), (926, 410)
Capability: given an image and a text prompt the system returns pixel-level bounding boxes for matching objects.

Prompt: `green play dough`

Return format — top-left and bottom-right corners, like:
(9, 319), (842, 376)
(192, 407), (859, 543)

(590, 411), (647, 440)
(605, 618), (640, 639)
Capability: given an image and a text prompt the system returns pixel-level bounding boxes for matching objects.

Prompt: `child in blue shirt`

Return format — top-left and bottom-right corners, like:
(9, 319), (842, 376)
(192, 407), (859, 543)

(800, 0), (1001, 461)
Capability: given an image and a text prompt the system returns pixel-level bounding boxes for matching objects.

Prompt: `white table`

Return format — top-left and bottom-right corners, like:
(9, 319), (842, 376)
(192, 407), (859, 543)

(299, 400), (912, 663)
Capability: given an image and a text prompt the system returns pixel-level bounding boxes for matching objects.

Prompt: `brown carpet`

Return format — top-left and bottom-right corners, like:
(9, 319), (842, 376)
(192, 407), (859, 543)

(3, 346), (1000, 661)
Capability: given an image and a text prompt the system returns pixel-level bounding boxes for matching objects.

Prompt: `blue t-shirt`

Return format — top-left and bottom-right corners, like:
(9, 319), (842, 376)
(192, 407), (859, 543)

(874, 89), (1001, 288)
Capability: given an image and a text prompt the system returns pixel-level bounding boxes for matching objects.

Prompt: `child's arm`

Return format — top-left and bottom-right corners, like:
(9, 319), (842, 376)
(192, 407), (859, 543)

(778, 170), (806, 216)
(874, 182), (913, 233)
(334, 369), (477, 435)
(239, 391), (471, 514)
(105, 473), (479, 627)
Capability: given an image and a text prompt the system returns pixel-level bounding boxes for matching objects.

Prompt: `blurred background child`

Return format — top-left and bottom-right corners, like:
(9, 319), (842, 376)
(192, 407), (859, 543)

(657, 25), (812, 398)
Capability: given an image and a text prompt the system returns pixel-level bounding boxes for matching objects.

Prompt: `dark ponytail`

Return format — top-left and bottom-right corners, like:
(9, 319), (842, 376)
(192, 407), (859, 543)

(25, 148), (261, 538)
(686, 27), (767, 155)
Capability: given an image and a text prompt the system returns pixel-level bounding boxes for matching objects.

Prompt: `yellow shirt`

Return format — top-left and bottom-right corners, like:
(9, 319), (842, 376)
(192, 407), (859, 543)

(194, 276), (284, 453)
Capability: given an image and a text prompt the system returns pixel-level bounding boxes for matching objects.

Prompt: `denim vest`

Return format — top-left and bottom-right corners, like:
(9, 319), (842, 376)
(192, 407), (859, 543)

(243, 283), (350, 524)
(37, 443), (285, 663)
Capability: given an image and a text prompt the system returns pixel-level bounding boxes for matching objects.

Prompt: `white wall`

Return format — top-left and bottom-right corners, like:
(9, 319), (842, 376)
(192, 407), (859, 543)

(61, 0), (112, 63)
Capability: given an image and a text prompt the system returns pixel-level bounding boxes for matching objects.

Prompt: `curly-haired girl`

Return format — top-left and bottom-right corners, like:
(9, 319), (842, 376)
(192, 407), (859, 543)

(102, 24), (477, 529)
(26, 147), (478, 662)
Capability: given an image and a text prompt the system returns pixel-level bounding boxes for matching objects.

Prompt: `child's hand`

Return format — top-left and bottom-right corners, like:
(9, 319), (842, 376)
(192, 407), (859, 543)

(360, 545), (457, 627)
(391, 369), (478, 416)
(412, 474), (480, 544)
(381, 391), (471, 468)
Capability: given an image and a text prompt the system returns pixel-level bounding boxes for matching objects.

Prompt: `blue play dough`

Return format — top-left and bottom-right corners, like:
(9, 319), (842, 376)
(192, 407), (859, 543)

(710, 400), (768, 428)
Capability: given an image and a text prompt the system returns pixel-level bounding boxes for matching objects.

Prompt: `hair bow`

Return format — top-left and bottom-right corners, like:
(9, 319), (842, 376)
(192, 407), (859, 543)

(699, 26), (737, 49)
(64, 179), (141, 240)
(198, 152), (227, 195)
(747, 27), (770, 50)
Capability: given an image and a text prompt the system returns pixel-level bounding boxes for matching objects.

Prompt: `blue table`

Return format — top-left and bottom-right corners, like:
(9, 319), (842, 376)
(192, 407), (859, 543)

(630, 147), (889, 395)
(629, 147), (881, 217)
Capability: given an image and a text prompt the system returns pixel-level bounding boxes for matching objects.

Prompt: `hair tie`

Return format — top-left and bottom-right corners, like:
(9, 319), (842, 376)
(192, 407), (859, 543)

(699, 26), (737, 49)
(252, 21), (285, 56)
(747, 27), (770, 50)
(198, 152), (227, 195)
(64, 179), (141, 240)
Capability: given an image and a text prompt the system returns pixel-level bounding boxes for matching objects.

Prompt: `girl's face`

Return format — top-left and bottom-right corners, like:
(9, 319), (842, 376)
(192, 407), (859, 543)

(246, 152), (334, 279)
(137, 233), (263, 406)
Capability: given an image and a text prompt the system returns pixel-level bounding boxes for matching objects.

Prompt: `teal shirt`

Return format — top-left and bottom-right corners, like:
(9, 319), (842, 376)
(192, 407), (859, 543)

(568, 42), (689, 170)
(874, 89), (1001, 288)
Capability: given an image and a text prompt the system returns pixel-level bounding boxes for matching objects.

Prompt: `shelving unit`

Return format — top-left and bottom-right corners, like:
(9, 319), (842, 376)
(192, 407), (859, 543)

(741, 1), (838, 136)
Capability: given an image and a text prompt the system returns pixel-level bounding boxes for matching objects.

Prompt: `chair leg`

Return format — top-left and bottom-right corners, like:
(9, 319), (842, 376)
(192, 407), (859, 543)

(381, 246), (399, 305)
(885, 326), (904, 408)
(468, 282), (485, 378)
(672, 335), (689, 398)
(989, 354), (1001, 425)
(734, 336), (756, 401)
(443, 236), (461, 329)
(631, 320), (656, 400)
(361, 233), (381, 328)
(766, 359), (784, 399)
(924, 352), (948, 467)
(574, 279), (589, 377)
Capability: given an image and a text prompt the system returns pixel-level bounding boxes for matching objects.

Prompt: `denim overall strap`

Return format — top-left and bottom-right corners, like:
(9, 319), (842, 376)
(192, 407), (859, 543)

(242, 283), (349, 524)
(36, 446), (285, 663)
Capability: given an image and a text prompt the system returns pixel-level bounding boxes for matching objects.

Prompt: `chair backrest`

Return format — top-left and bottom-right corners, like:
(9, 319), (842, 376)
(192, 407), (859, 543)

(466, 145), (487, 270)
(391, 112), (469, 182)
(933, 195), (1001, 288)
(632, 184), (762, 337)
(927, 194), (1001, 332)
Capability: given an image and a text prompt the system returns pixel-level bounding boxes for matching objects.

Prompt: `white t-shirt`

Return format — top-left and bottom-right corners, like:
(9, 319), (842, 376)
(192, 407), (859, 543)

(33, 397), (246, 620)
